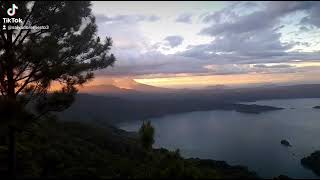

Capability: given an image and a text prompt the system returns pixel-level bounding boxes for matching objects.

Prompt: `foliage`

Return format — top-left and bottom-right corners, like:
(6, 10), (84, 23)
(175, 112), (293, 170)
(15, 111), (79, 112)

(0, 119), (258, 178)
(0, 1), (115, 124)
(139, 120), (155, 150)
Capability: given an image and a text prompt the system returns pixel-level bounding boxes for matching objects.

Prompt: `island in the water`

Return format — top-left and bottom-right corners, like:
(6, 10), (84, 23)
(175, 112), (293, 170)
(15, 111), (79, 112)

(234, 104), (284, 114)
(280, 140), (292, 147)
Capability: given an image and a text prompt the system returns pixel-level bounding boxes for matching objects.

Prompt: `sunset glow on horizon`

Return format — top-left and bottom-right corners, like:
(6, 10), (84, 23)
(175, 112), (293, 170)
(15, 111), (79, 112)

(76, 1), (320, 91)
(134, 71), (320, 89)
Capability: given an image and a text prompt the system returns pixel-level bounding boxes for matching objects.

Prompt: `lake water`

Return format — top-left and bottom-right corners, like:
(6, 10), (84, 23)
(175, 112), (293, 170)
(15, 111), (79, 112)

(117, 98), (320, 178)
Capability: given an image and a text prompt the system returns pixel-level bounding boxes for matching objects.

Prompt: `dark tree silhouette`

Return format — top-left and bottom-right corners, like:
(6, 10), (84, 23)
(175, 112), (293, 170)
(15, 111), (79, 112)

(139, 120), (155, 150)
(0, 2), (115, 177)
(0, 1), (115, 124)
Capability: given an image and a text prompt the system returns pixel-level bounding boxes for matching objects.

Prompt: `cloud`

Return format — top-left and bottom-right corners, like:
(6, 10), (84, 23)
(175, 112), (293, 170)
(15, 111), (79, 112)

(179, 1), (320, 65)
(175, 13), (192, 23)
(91, 2), (320, 81)
(202, 63), (304, 75)
(203, 64), (251, 75)
(95, 46), (320, 77)
(95, 14), (160, 24)
(96, 20), (149, 50)
(300, 3), (320, 28)
(163, 35), (184, 48)
(200, 2), (315, 36)
(94, 51), (208, 77)
(252, 64), (293, 69)
(299, 26), (311, 32)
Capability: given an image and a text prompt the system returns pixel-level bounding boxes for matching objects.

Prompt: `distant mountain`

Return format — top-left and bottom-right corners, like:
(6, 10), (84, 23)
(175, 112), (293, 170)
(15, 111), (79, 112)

(58, 95), (283, 125)
(58, 83), (320, 125)
(239, 83), (279, 89)
(204, 84), (229, 90)
(79, 78), (171, 95)
(80, 84), (138, 95)
(123, 79), (170, 93)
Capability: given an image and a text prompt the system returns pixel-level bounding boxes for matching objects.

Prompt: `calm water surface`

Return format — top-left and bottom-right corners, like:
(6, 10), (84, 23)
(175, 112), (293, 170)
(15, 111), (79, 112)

(118, 98), (320, 178)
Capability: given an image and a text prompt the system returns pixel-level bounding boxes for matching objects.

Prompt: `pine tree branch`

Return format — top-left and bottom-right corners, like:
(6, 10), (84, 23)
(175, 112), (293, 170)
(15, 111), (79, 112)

(13, 2), (36, 45)
(16, 29), (31, 48)
(15, 65), (41, 96)
(0, 30), (6, 43)
(14, 61), (31, 81)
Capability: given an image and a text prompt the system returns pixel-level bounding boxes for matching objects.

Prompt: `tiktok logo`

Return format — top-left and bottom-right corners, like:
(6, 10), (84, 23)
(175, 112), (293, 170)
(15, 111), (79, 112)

(7, 4), (18, 16)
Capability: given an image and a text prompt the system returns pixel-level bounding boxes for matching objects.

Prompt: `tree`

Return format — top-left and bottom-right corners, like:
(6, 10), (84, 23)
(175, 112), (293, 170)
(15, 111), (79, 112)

(139, 120), (155, 150)
(0, 1), (115, 125)
(0, 2), (115, 177)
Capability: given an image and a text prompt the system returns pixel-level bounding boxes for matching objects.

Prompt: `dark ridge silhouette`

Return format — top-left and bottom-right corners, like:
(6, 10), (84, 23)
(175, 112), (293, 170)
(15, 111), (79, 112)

(0, 119), (258, 178)
(301, 151), (320, 176)
(58, 93), (283, 125)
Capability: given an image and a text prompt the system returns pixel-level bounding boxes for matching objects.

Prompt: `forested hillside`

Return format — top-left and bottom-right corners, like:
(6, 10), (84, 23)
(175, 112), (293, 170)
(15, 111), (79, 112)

(0, 118), (258, 178)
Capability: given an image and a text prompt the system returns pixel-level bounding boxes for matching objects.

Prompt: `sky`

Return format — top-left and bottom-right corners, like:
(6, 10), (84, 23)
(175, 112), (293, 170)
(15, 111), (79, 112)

(87, 1), (320, 89)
